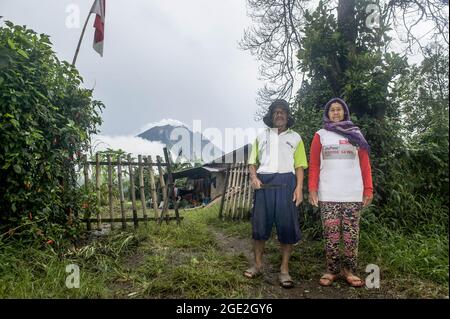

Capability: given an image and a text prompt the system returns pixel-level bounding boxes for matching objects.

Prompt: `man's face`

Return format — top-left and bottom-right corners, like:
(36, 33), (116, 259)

(272, 106), (288, 128)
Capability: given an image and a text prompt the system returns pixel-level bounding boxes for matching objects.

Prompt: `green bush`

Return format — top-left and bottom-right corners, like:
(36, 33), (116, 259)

(0, 22), (104, 242)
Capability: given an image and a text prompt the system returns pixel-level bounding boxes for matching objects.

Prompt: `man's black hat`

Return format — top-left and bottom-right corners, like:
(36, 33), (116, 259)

(263, 99), (295, 128)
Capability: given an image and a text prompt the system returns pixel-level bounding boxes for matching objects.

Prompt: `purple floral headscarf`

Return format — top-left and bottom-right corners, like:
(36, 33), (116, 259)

(323, 97), (370, 152)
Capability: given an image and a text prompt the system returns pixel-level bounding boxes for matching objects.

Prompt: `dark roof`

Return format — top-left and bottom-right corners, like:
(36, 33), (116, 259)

(170, 166), (223, 180)
(168, 143), (252, 180)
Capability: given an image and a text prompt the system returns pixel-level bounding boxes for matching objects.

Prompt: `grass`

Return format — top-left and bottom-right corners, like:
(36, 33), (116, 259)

(0, 205), (256, 298)
(123, 209), (256, 298)
(0, 203), (448, 298)
(359, 220), (449, 287)
(203, 204), (449, 298)
(0, 233), (133, 298)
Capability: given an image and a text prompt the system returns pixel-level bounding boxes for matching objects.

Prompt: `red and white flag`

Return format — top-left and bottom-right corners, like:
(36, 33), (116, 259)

(90, 0), (106, 56)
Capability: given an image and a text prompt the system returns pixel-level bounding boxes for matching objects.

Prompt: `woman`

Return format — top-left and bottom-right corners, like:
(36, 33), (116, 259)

(308, 97), (373, 287)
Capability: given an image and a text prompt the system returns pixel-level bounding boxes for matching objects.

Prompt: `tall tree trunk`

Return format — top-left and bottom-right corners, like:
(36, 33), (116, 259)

(335, 0), (385, 119)
(337, 0), (357, 55)
(325, 0), (358, 99)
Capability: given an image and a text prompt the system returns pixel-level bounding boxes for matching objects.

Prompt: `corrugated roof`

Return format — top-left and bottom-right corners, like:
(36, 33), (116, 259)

(170, 166), (224, 179)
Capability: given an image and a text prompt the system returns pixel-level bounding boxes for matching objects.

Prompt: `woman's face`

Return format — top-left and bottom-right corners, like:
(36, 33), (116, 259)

(328, 102), (345, 123)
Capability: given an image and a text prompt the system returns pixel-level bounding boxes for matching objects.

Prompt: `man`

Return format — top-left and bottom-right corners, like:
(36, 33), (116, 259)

(244, 99), (308, 289)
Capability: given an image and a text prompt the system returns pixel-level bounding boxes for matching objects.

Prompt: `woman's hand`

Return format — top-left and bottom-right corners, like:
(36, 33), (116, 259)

(309, 191), (319, 207)
(292, 186), (303, 206)
(250, 176), (262, 189)
(362, 195), (373, 208)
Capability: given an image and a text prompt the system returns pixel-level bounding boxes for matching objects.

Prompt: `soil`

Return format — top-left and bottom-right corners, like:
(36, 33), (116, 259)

(210, 227), (400, 299)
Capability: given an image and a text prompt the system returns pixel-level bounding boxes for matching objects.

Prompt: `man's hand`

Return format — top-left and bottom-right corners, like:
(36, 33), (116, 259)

(251, 176), (262, 189)
(362, 195), (373, 208)
(309, 191), (319, 207)
(292, 186), (303, 206)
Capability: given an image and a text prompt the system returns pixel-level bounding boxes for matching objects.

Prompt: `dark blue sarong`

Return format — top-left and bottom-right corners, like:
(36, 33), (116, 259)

(251, 172), (301, 244)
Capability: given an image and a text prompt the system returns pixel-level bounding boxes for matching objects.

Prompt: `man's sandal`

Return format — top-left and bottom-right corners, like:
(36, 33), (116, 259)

(243, 266), (262, 279)
(344, 274), (365, 288)
(279, 273), (294, 289)
(319, 273), (337, 286)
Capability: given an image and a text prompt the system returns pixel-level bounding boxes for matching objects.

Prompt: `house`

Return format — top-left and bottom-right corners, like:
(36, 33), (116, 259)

(168, 144), (252, 204)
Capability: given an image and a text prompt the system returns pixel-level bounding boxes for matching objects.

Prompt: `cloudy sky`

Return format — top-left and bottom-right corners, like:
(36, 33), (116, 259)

(1, 1), (441, 158)
(1, 0), (267, 156)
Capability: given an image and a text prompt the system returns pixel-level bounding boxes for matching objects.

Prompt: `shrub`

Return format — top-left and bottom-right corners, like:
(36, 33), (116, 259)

(0, 22), (104, 242)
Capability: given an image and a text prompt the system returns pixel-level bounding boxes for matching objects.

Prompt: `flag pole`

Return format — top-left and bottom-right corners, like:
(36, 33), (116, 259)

(72, 10), (93, 66)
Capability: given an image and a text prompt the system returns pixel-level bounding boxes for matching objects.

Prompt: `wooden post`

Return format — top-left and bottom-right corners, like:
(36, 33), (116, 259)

(239, 164), (248, 220)
(83, 155), (91, 231)
(239, 164), (246, 219)
(95, 153), (101, 230)
(146, 156), (159, 219)
(163, 147), (180, 225)
(107, 154), (114, 230)
(243, 166), (251, 219)
(117, 156), (126, 229)
(246, 171), (254, 219)
(236, 163), (246, 219)
(222, 164), (234, 220)
(231, 163), (243, 219)
(225, 164), (235, 219)
(156, 155), (168, 224)
(128, 154), (138, 228)
(230, 163), (239, 220)
(234, 163), (244, 218)
(138, 155), (148, 222)
(222, 166), (231, 219)
(227, 164), (238, 219)
(218, 164), (231, 219)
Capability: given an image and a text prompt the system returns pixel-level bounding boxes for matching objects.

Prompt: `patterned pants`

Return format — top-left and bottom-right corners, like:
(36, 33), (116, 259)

(319, 201), (363, 274)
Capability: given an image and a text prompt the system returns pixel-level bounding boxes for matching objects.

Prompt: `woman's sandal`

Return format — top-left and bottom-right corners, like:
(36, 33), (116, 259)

(319, 273), (337, 286)
(344, 274), (365, 288)
(243, 266), (262, 279)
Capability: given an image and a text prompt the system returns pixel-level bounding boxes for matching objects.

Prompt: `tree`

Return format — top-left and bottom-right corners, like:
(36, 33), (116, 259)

(258, 2), (449, 232)
(239, 0), (308, 108)
(0, 22), (104, 241)
(297, 0), (412, 120)
(397, 42), (449, 140)
(241, 0), (449, 107)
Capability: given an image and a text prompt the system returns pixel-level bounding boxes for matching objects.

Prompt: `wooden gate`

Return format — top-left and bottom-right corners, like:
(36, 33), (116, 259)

(81, 147), (181, 230)
(218, 163), (253, 220)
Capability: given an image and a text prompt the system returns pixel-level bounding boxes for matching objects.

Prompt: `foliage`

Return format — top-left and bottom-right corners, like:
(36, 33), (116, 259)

(241, 0), (448, 105)
(297, 0), (408, 120)
(287, 2), (449, 238)
(0, 203), (447, 298)
(0, 22), (104, 242)
(0, 206), (258, 298)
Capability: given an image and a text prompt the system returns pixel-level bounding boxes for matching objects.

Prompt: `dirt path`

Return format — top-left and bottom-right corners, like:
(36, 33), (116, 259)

(209, 227), (398, 299)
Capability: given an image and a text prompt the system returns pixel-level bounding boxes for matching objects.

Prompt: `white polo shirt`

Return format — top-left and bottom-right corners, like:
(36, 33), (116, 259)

(248, 128), (308, 174)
